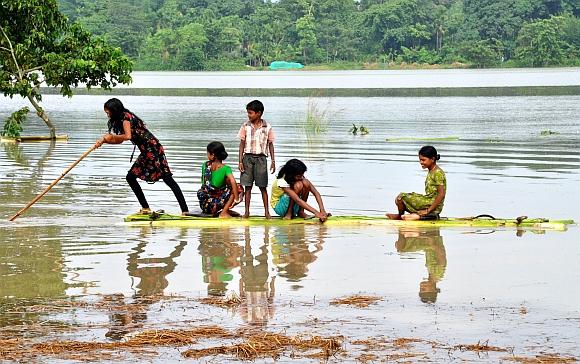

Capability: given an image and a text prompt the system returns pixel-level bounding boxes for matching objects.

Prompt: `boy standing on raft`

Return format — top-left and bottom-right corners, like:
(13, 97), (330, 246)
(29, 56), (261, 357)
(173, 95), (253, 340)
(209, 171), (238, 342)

(237, 100), (276, 219)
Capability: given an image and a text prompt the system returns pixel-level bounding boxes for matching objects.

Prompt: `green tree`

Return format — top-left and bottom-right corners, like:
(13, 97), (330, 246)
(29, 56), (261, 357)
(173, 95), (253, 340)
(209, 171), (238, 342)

(460, 38), (503, 67)
(515, 16), (568, 66)
(0, 0), (132, 138)
(362, 0), (434, 54)
(139, 23), (207, 70)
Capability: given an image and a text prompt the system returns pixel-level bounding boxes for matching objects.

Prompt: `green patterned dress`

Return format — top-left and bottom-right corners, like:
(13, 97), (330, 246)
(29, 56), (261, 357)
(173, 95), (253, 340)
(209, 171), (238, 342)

(399, 168), (446, 214)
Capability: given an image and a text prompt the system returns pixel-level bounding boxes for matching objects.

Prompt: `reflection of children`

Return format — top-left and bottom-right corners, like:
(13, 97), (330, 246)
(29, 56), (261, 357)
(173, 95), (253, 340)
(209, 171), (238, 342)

(198, 229), (242, 297)
(395, 228), (447, 303)
(239, 227), (275, 326)
(237, 100), (276, 219)
(197, 141), (242, 218)
(387, 146), (446, 221)
(270, 159), (330, 221)
(271, 225), (324, 287)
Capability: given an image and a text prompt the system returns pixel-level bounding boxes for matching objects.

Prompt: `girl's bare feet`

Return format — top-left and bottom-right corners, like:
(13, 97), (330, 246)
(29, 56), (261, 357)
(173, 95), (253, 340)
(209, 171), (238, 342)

(386, 213), (402, 220)
(242, 213), (250, 219)
(265, 212), (272, 220)
(402, 213), (421, 221)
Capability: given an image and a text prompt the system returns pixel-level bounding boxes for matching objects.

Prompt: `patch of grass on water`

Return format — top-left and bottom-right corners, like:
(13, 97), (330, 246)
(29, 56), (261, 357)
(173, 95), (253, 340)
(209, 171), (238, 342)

(540, 130), (559, 136)
(303, 97), (331, 134)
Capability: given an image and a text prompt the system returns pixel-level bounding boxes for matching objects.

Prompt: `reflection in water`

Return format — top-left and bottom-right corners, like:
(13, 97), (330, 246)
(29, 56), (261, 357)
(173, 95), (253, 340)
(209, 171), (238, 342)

(271, 225), (325, 290)
(197, 229), (241, 297)
(238, 227), (275, 326)
(0, 224), (66, 329)
(105, 229), (187, 340)
(395, 228), (447, 303)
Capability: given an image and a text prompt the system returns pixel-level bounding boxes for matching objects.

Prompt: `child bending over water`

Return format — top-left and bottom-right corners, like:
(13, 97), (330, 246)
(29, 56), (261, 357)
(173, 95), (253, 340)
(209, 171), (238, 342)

(386, 146), (446, 221)
(270, 159), (330, 221)
(197, 141), (243, 218)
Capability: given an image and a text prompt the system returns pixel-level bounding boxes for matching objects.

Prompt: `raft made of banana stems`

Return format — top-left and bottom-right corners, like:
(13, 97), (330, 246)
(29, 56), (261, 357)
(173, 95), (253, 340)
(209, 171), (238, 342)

(124, 212), (574, 231)
(0, 135), (69, 143)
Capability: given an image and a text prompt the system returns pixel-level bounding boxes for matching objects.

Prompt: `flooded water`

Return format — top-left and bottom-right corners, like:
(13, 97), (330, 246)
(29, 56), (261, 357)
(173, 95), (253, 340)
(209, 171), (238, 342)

(1, 91), (579, 362)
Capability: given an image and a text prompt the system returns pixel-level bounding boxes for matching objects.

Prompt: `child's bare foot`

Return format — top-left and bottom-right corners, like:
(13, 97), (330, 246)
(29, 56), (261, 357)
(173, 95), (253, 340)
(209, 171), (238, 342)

(242, 213), (250, 219)
(402, 213), (421, 221)
(265, 213), (272, 220)
(386, 213), (402, 220)
(297, 211), (309, 219)
(218, 212), (232, 219)
(283, 214), (293, 220)
(181, 211), (189, 216)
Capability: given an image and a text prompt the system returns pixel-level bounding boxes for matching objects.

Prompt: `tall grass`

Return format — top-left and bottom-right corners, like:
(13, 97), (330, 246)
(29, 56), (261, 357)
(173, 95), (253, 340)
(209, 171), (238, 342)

(303, 97), (330, 135)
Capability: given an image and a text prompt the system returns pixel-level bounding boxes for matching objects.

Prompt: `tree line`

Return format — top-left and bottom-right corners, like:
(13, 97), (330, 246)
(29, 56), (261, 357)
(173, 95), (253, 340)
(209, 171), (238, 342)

(58, 0), (580, 70)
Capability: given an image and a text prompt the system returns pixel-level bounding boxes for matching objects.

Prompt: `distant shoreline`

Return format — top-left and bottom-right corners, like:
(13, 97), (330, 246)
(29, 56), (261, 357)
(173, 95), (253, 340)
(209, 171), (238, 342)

(37, 68), (580, 97)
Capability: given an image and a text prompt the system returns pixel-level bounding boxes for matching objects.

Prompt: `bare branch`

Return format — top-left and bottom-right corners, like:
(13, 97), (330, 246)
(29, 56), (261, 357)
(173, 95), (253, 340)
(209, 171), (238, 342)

(0, 24), (23, 79)
(23, 66), (44, 74)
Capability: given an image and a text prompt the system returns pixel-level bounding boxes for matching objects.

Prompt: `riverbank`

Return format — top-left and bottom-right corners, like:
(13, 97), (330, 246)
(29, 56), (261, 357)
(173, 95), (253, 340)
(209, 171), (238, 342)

(41, 68), (580, 97)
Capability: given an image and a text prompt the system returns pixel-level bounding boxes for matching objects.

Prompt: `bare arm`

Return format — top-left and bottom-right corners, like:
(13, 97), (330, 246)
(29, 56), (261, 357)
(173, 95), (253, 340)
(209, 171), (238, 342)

(238, 140), (245, 173)
(420, 184), (446, 216)
(268, 142), (275, 174)
(226, 173), (240, 202)
(308, 181), (327, 214)
(95, 120), (131, 147)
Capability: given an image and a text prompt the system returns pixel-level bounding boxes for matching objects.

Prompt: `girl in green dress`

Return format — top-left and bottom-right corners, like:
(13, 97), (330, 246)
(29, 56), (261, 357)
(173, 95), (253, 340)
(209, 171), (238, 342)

(197, 141), (242, 218)
(386, 146), (446, 221)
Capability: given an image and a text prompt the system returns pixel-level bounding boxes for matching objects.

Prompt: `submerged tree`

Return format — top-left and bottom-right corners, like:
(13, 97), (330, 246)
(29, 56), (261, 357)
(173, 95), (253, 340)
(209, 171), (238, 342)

(0, 0), (132, 138)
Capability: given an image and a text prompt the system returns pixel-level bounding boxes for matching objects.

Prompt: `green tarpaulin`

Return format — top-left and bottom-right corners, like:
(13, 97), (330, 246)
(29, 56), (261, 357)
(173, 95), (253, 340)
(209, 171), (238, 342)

(269, 61), (304, 70)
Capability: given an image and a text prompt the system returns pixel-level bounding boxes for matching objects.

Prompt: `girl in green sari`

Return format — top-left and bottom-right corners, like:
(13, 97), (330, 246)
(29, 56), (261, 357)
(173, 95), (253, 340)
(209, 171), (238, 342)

(386, 146), (446, 221)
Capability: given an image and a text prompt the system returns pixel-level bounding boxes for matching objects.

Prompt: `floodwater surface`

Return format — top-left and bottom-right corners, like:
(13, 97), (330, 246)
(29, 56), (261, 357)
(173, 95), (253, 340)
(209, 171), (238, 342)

(0, 93), (579, 362)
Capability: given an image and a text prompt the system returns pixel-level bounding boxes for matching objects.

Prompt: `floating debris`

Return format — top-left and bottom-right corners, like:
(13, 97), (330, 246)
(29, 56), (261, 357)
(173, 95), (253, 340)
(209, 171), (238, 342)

(350, 124), (369, 135)
(182, 332), (343, 360)
(454, 340), (507, 352)
(540, 130), (559, 136)
(502, 354), (577, 363)
(198, 292), (242, 308)
(330, 295), (382, 308)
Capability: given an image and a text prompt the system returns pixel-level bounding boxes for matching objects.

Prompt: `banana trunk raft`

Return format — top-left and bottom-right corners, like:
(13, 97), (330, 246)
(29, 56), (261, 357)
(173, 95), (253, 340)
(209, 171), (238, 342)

(124, 212), (574, 231)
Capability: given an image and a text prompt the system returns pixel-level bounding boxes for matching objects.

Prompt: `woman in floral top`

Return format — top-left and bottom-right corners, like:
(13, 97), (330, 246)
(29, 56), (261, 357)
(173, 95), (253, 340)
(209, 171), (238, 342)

(95, 98), (189, 215)
(386, 146), (446, 221)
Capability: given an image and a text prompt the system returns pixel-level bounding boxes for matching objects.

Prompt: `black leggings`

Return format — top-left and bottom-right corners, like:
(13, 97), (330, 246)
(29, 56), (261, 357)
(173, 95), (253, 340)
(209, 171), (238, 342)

(126, 172), (189, 212)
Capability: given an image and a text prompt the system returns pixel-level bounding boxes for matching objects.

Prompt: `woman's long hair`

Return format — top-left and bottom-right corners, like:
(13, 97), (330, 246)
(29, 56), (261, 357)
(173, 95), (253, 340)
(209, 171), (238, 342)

(277, 159), (307, 185)
(104, 98), (131, 134)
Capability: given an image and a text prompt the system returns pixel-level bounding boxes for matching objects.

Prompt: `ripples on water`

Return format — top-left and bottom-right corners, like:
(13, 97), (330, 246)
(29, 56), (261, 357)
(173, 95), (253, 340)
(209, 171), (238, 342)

(0, 95), (579, 358)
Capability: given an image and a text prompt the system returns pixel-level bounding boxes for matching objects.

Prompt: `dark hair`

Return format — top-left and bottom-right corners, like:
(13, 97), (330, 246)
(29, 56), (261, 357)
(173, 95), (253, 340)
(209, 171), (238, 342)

(104, 98), (133, 134)
(419, 145), (440, 161)
(246, 100), (264, 114)
(207, 141), (228, 161)
(277, 159), (307, 184)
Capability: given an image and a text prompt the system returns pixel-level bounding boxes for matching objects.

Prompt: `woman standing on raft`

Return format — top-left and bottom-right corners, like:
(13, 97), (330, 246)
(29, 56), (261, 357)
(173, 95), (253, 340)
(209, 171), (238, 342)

(94, 98), (189, 215)
(386, 146), (446, 221)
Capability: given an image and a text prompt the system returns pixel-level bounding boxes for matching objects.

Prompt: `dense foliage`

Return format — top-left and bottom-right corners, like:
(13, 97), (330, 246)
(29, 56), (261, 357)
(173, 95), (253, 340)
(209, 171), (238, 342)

(1, 0), (132, 137)
(57, 0), (579, 70)
(1, 107), (29, 138)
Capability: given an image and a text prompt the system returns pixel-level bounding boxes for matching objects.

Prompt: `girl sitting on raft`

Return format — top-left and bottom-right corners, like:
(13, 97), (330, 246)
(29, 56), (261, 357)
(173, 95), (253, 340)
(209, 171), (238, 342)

(270, 159), (330, 221)
(197, 141), (243, 218)
(386, 145), (447, 221)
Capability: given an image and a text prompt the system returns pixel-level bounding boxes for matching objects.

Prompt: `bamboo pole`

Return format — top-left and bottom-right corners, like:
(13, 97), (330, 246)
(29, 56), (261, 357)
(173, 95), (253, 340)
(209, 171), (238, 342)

(9, 145), (97, 221)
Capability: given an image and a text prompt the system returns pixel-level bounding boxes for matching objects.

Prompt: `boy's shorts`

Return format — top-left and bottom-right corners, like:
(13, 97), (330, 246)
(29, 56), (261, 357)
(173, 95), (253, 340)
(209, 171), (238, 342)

(240, 154), (268, 188)
(273, 194), (300, 217)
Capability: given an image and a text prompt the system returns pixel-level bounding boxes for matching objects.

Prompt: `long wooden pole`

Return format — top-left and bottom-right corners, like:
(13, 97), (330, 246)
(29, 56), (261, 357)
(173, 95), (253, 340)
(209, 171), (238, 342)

(9, 145), (97, 221)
